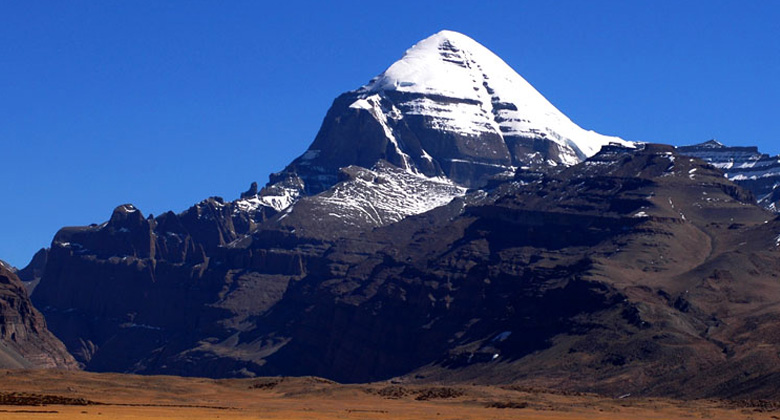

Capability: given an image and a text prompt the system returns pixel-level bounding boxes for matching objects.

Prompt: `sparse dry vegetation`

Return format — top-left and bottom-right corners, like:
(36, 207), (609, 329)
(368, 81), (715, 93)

(0, 369), (774, 419)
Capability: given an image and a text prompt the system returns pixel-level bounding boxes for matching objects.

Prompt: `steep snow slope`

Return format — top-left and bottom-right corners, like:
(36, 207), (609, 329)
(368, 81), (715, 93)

(265, 30), (633, 222)
(361, 30), (632, 163)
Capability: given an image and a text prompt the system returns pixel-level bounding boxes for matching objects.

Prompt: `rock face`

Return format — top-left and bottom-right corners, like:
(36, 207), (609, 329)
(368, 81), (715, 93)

(271, 30), (630, 198)
(0, 263), (78, 369)
(27, 30), (780, 399)
(205, 144), (780, 399)
(31, 200), (275, 369)
(17, 248), (48, 295)
(678, 140), (780, 211)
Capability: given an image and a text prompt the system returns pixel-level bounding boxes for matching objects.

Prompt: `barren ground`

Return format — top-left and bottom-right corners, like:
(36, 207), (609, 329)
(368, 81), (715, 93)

(0, 370), (777, 420)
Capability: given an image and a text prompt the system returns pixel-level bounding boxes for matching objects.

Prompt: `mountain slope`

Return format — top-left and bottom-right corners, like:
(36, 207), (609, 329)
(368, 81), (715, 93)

(30, 145), (780, 398)
(0, 262), (78, 369)
(678, 140), (780, 211)
(16, 248), (47, 295)
(362, 30), (628, 161)
(222, 144), (780, 398)
(269, 30), (631, 199)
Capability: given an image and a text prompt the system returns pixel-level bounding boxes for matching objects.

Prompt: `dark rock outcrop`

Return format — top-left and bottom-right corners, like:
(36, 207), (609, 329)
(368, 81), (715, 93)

(678, 139), (780, 211)
(0, 263), (78, 369)
(31, 197), (276, 370)
(16, 248), (48, 295)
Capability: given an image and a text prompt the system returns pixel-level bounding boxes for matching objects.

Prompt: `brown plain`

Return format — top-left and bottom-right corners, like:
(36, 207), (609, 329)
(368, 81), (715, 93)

(0, 369), (775, 420)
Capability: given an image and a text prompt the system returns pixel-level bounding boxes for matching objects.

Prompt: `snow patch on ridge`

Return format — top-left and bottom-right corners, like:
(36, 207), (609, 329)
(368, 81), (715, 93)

(236, 186), (301, 213)
(678, 140), (780, 212)
(309, 164), (467, 228)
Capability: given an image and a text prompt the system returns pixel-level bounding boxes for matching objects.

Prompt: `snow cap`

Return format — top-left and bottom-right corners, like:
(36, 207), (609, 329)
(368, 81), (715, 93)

(363, 30), (632, 159)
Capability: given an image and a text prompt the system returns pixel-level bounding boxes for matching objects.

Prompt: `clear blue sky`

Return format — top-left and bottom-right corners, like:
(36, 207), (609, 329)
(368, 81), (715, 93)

(1, 1), (779, 267)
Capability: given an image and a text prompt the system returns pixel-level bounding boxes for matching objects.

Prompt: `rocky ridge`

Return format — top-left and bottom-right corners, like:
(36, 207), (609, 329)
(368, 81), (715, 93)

(678, 140), (780, 211)
(0, 263), (77, 369)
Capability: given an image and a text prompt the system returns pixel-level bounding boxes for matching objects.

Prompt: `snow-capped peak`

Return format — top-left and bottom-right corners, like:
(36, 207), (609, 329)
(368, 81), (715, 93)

(263, 31), (638, 220)
(360, 30), (632, 161)
(697, 139), (726, 148)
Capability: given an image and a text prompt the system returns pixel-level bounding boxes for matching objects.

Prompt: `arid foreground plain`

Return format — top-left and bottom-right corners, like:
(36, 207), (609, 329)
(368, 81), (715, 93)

(1, 370), (778, 420)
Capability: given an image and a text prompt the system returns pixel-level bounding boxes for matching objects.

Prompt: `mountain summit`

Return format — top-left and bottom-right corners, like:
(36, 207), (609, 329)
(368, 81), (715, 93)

(362, 30), (630, 160)
(270, 30), (631, 197)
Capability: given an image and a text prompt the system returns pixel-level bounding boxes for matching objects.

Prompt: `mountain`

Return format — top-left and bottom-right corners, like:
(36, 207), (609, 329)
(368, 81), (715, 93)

(28, 30), (634, 376)
(31, 145), (780, 397)
(252, 30), (631, 206)
(16, 248), (47, 295)
(185, 143), (780, 399)
(678, 140), (780, 211)
(0, 261), (78, 369)
(26, 31), (780, 399)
